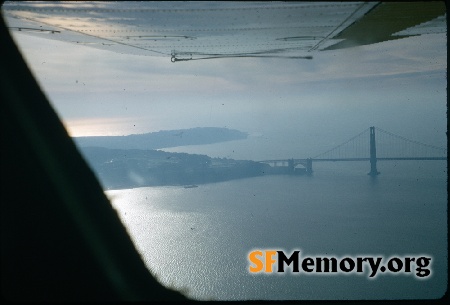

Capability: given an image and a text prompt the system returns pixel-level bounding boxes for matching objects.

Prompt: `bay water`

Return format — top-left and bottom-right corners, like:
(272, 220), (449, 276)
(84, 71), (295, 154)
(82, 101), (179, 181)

(105, 143), (447, 300)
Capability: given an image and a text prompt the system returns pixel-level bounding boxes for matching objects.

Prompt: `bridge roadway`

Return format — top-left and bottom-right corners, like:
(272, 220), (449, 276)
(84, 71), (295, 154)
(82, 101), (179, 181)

(313, 157), (446, 161)
(262, 157), (447, 162)
(259, 157), (447, 175)
(257, 157), (447, 164)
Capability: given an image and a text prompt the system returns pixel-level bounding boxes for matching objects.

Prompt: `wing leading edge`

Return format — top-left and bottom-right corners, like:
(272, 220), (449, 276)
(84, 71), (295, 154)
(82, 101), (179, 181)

(1, 1), (446, 62)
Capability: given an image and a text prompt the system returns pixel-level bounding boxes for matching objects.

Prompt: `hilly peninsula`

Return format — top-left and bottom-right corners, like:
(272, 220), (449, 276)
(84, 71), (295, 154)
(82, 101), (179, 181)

(74, 127), (305, 189)
(79, 147), (271, 190)
(73, 127), (247, 150)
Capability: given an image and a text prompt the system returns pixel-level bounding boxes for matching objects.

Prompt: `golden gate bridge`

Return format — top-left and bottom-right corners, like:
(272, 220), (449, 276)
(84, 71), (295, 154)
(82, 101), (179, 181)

(259, 127), (447, 176)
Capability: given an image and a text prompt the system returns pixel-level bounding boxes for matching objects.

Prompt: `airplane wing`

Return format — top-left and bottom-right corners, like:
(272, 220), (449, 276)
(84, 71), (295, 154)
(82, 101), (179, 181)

(1, 1), (446, 62)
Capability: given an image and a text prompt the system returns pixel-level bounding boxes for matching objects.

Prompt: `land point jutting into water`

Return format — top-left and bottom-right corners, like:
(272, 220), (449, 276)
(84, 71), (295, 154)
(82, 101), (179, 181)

(75, 127), (446, 190)
(75, 127), (278, 189)
(79, 146), (306, 190)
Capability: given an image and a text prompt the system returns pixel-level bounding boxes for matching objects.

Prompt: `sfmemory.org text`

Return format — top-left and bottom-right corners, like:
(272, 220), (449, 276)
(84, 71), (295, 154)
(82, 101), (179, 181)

(248, 250), (432, 279)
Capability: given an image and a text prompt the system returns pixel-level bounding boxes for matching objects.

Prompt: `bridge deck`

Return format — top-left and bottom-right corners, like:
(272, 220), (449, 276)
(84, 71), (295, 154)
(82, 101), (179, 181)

(313, 157), (447, 161)
(260, 157), (446, 163)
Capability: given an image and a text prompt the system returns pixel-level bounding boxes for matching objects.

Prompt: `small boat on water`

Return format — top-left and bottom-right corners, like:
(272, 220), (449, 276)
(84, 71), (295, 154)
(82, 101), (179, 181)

(184, 185), (198, 188)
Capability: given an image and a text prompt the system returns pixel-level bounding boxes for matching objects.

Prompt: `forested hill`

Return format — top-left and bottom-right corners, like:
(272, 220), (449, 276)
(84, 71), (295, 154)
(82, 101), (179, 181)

(73, 127), (247, 150)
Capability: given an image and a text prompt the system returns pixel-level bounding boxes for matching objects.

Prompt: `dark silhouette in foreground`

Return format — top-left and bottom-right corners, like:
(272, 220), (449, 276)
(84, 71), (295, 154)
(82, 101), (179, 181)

(1, 13), (188, 302)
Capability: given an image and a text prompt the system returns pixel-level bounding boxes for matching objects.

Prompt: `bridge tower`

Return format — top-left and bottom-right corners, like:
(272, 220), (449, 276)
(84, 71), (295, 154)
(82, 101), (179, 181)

(306, 158), (313, 175)
(288, 158), (295, 173)
(368, 126), (380, 176)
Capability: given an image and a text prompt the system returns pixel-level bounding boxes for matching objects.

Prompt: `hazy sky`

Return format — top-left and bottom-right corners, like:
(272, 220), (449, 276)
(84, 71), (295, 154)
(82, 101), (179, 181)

(7, 19), (447, 157)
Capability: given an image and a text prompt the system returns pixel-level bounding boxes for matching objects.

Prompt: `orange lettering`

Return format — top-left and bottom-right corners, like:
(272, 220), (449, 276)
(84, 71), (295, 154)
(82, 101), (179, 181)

(265, 250), (277, 272)
(249, 250), (263, 273)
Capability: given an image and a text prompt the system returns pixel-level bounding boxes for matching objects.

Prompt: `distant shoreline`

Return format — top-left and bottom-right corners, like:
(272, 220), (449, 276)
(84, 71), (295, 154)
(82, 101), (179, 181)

(73, 127), (248, 150)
